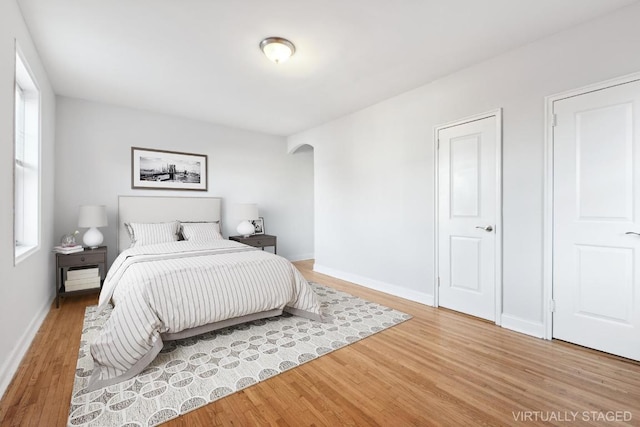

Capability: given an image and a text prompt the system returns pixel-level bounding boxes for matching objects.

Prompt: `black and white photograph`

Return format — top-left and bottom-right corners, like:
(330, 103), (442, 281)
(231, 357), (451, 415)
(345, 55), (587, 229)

(131, 147), (207, 191)
(251, 217), (264, 234)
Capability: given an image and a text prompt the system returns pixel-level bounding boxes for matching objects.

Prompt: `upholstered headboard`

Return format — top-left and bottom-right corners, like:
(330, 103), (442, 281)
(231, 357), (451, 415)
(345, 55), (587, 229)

(117, 196), (222, 253)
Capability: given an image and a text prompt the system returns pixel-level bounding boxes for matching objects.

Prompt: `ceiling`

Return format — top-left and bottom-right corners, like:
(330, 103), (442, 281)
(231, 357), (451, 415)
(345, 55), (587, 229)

(17, 0), (638, 136)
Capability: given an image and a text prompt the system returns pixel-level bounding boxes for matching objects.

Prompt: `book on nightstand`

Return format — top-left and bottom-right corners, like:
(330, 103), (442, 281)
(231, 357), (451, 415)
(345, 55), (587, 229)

(53, 245), (84, 254)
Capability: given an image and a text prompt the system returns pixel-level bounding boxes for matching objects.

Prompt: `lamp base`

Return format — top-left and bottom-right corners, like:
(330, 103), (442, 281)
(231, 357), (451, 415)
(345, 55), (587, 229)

(83, 227), (104, 249)
(237, 220), (255, 238)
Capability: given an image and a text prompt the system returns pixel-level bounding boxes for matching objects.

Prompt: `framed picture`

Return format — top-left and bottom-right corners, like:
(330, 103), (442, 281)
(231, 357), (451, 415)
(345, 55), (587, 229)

(251, 217), (265, 235)
(131, 147), (207, 191)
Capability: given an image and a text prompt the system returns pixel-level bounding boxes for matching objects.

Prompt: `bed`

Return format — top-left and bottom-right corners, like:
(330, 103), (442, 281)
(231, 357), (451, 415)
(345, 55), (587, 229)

(87, 196), (323, 391)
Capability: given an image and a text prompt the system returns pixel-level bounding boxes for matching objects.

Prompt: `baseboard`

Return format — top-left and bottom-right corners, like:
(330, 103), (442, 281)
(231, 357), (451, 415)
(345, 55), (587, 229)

(313, 264), (434, 306)
(0, 298), (51, 400)
(501, 313), (545, 338)
(286, 253), (314, 262)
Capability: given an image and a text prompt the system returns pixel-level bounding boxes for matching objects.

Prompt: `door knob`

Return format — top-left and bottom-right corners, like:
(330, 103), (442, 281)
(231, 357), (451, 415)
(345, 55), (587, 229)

(475, 225), (493, 232)
(625, 231), (640, 236)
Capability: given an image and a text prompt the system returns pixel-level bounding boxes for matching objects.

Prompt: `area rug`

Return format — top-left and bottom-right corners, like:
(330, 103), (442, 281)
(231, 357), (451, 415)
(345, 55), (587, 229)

(68, 282), (412, 426)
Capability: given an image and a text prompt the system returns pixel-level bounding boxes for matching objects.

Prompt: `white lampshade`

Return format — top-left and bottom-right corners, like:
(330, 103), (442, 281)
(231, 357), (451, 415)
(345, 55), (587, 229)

(235, 203), (258, 221)
(78, 205), (107, 248)
(78, 205), (108, 228)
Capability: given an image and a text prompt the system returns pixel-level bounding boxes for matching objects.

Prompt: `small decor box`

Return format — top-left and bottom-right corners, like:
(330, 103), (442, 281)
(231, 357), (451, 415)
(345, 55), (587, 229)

(65, 267), (100, 291)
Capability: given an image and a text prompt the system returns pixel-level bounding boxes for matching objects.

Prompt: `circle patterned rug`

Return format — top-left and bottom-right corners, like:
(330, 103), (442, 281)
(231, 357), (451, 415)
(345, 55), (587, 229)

(68, 282), (412, 426)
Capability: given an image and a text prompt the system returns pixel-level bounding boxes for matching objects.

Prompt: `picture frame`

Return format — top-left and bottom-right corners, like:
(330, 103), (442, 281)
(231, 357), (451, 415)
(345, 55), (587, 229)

(131, 147), (207, 191)
(251, 217), (265, 235)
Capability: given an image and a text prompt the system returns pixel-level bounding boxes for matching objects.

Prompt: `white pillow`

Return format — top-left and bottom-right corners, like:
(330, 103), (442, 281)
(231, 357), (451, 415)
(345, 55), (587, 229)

(126, 221), (180, 247)
(180, 222), (223, 242)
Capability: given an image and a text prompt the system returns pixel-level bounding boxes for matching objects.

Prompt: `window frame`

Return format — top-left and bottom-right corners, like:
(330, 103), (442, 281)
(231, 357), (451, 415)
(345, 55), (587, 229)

(14, 44), (42, 265)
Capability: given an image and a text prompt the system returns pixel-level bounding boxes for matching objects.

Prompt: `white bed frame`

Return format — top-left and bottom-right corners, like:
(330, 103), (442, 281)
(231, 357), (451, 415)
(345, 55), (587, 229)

(117, 195), (222, 253)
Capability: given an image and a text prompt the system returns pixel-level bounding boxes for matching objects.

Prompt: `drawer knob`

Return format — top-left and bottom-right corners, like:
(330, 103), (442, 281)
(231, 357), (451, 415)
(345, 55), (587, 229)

(80, 257), (85, 262)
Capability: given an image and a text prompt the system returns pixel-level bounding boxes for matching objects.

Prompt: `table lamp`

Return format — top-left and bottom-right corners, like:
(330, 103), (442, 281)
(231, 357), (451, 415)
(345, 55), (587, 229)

(235, 203), (258, 237)
(78, 205), (108, 248)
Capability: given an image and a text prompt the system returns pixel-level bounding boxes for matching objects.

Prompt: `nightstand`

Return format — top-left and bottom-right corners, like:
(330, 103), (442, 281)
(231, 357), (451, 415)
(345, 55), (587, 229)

(55, 246), (107, 308)
(229, 234), (277, 254)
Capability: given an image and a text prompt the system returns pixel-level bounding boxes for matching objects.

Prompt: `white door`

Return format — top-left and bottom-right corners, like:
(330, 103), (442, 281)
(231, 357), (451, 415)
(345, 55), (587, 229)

(553, 80), (640, 361)
(437, 115), (499, 321)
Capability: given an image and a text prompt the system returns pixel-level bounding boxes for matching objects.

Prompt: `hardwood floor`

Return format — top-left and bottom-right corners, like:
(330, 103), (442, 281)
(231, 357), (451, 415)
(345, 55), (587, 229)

(1, 259), (639, 426)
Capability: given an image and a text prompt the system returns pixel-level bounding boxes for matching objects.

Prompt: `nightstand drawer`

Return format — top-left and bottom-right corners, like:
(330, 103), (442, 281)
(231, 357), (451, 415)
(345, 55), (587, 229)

(247, 236), (275, 247)
(57, 252), (105, 267)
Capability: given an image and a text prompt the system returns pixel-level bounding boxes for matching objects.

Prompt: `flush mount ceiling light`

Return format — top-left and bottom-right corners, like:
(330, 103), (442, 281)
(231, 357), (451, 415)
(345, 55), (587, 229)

(259, 37), (295, 64)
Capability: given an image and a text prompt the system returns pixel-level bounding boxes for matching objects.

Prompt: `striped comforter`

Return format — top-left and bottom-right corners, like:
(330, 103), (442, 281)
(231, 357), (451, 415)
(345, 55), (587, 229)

(87, 240), (323, 390)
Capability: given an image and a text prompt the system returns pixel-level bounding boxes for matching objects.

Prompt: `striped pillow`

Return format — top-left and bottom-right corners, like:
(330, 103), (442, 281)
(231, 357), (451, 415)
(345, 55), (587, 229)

(126, 221), (180, 247)
(180, 222), (223, 242)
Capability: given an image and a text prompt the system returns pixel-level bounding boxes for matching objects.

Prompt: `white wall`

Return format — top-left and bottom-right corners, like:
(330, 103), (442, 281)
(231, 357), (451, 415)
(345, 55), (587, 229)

(55, 97), (314, 265)
(0, 0), (56, 399)
(289, 3), (640, 337)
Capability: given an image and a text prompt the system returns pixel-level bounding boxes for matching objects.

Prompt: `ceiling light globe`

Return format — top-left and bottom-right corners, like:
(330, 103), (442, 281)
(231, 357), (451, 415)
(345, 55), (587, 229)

(260, 37), (295, 64)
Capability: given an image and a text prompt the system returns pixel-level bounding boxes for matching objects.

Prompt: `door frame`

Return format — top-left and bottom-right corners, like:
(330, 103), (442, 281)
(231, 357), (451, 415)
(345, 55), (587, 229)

(433, 109), (503, 325)
(543, 71), (640, 340)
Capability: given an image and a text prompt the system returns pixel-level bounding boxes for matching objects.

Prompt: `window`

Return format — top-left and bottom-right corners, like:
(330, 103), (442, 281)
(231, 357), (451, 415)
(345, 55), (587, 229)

(14, 49), (40, 263)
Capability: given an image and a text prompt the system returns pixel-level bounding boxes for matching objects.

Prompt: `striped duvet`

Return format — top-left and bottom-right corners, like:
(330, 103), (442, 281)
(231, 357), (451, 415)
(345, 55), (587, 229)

(88, 240), (323, 391)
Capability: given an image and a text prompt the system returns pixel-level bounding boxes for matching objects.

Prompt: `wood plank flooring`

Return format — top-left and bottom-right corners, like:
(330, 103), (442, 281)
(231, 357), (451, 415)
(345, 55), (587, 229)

(1, 259), (639, 426)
